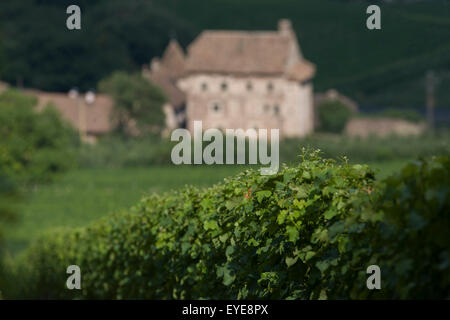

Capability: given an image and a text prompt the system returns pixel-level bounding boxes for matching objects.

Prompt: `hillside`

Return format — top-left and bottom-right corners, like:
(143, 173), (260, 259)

(0, 0), (448, 108)
(156, 0), (450, 108)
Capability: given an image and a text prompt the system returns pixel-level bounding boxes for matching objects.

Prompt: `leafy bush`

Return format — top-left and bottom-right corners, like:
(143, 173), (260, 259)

(0, 171), (18, 246)
(0, 89), (78, 184)
(366, 156), (450, 298)
(0, 167), (19, 297)
(7, 153), (450, 299)
(317, 100), (353, 133)
(0, 167), (19, 260)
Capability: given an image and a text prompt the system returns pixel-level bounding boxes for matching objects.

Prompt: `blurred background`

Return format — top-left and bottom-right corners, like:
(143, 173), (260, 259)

(0, 0), (449, 259)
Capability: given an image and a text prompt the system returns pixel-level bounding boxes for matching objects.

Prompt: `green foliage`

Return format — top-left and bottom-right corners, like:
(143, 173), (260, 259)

(8, 152), (449, 299)
(0, 167), (19, 295)
(99, 72), (167, 136)
(0, 169), (18, 249)
(282, 132), (450, 164)
(0, 89), (78, 184)
(361, 108), (424, 123)
(3, 162), (402, 257)
(365, 156), (450, 299)
(317, 100), (353, 133)
(0, 0), (195, 92)
(4, 166), (247, 256)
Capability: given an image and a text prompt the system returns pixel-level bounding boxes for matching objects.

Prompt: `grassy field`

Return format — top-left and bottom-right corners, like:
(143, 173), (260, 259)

(4, 161), (407, 256)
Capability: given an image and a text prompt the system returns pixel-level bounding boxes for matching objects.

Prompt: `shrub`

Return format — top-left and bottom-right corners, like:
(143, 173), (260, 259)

(7, 152), (450, 299)
(0, 89), (78, 184)
(0, 170), (18, 246)
(0, 167), (19, 297)
(317, 100), (352, 133)
(366, 156), (450, 298)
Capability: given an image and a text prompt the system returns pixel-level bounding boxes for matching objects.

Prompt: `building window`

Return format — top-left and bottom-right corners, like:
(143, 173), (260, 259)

(210, 102), (224, 114)
(221, 82), (228, 91)
(301, 80), (311, 87)
(201, 83), (208, 91)
(274, 104), (280, 116)
(267, 82), (274, 92)
(247, 82), (253, 91)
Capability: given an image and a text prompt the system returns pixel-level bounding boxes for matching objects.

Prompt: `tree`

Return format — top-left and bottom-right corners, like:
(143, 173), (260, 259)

(317, 100), (353, 134)
(0, 0), (195, 92)
(0, 89), (78, 184)
(99, 72), (167, 136)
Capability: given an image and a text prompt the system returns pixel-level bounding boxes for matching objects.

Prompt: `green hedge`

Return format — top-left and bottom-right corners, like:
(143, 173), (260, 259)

(6, 152), (450, 299)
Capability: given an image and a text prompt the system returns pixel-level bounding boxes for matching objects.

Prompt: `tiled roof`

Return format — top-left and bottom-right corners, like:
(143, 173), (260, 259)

(183, 20), (315, 81)
(185, 31), (293, 75)
(286, 60), (316, 82)
(160, 39), (186, 79)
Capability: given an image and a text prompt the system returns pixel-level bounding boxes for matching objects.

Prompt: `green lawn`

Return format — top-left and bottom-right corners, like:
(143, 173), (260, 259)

(4, 161), (406, 256)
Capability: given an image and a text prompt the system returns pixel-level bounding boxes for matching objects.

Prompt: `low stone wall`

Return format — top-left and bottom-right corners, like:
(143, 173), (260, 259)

(345, 117), (426, 137)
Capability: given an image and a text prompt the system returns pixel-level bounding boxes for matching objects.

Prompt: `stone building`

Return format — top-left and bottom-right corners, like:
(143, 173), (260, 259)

(145, 19), (316, 138)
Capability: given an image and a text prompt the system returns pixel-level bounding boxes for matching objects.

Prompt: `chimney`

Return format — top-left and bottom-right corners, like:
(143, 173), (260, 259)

(278, 19), (293, 37)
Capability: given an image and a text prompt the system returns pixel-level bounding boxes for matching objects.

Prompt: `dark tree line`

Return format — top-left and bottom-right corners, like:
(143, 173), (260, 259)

(0, 0), (196, 92)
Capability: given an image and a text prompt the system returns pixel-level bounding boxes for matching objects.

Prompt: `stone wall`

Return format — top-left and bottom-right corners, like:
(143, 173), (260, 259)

(345, 117), (426, 137)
